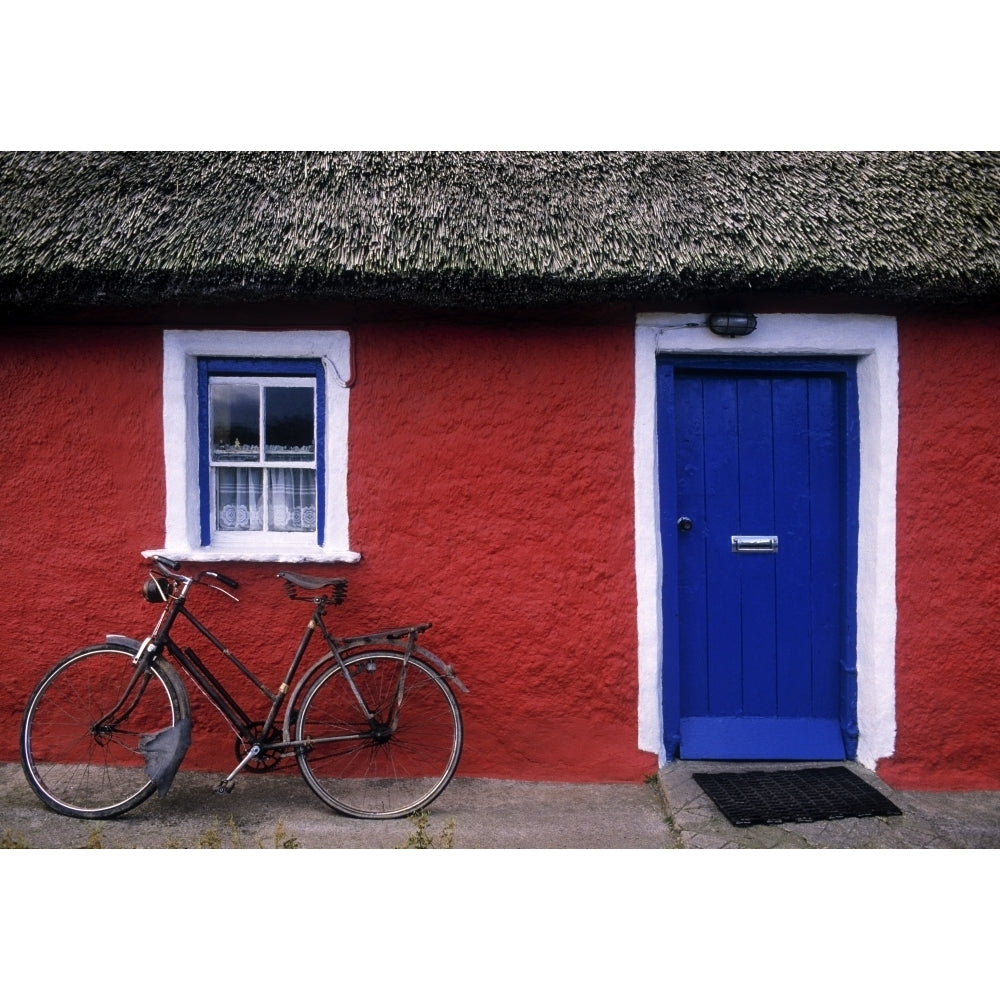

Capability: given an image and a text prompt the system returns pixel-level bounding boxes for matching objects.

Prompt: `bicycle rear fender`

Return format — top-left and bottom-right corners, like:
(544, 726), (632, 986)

(405, 644), (468, 694)
(334, 627), (467, 692)
(281, 631), (468, 741)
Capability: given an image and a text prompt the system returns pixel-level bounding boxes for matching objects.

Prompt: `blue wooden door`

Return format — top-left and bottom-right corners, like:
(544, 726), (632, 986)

(658, 358), (859, 760)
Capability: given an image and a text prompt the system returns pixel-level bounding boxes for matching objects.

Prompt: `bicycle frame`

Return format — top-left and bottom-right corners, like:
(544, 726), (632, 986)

(113, 566), (464, 792)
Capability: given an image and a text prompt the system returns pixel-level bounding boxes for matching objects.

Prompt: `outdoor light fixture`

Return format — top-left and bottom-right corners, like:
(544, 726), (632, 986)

(707, 311), (757, 337)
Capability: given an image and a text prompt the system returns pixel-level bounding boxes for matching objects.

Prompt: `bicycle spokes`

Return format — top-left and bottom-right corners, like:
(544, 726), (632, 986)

(20, 645), (185, 819)
(295, 650), (462, 819)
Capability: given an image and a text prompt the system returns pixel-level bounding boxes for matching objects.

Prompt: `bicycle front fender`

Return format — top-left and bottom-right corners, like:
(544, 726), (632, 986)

(106, 633), (143, 654)
(106, 633), (194, 796)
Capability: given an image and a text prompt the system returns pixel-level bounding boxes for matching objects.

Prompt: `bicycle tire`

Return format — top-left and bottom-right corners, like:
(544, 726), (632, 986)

(20, 643), (189, 819)
(294, 649), (462, 819)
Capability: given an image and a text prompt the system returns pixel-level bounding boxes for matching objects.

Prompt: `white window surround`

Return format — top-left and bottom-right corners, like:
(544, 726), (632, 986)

(634, 313), (898, 769)
(143, 330), (360, 564)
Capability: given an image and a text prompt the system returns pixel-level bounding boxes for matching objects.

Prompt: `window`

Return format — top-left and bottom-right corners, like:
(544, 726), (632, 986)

(147, 331), (358, 563)
(201, 359), (323, 546)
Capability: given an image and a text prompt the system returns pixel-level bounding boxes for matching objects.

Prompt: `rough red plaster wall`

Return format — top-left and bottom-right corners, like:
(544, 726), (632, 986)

(346, 319), (654, 780)
(879, 314), (1000, 790)
(0, 327), (168, 753)
(0, 318), (655, 782)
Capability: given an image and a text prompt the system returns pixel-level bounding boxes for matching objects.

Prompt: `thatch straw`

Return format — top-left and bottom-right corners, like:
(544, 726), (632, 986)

(2, 151), (999, 314)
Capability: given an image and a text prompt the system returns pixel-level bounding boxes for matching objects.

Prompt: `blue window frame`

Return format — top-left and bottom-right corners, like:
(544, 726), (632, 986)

(197, 358), (327, 547)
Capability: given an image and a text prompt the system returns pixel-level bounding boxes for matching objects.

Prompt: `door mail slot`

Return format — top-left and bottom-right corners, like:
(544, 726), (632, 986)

(731, 535), (779, 553)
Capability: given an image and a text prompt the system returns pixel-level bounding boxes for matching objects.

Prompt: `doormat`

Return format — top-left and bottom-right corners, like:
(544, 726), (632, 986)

(692, 766), (903, 827)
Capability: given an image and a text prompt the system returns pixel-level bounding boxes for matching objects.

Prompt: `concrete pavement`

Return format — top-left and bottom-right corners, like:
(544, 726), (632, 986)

(0, 763), (674, 849)
(1, 760), (997, 848)
(657, 759), (1000, 849)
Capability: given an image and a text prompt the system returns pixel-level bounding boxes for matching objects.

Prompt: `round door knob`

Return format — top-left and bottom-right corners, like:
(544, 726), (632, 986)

(677, 516), (693, 532)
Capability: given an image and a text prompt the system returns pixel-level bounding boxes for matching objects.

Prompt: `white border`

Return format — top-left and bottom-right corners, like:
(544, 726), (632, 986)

(144, 330), (360, 563)
(635, 313), (898, 768)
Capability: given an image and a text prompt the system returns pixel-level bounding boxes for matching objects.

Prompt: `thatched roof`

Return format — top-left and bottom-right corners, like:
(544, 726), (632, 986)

(2, 151), (1000, 317)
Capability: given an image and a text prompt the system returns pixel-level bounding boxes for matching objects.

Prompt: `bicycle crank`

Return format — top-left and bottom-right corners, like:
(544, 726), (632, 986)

(216, 741), (264, 794)
(234, 723), (282, 770)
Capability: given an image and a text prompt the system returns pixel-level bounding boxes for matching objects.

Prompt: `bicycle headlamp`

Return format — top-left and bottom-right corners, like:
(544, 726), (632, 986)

(142, 577), (171, 603)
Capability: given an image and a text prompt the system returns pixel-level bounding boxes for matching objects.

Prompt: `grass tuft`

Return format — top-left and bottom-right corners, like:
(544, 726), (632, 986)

(399, 810), (455, 848)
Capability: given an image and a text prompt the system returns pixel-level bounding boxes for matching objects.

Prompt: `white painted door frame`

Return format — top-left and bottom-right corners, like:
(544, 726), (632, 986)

(634, 313), (899, 769)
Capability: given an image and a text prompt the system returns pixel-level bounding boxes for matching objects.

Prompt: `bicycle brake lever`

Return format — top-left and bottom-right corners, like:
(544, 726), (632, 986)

(201, 578), (241, 603)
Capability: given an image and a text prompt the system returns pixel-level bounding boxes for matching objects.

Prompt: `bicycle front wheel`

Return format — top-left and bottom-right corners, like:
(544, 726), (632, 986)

(20, 643), (188, 819)
(295, 650), (462, 819)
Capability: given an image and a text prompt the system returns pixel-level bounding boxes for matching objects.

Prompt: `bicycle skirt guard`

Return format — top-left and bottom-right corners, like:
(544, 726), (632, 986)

(138, 719), (192, 796)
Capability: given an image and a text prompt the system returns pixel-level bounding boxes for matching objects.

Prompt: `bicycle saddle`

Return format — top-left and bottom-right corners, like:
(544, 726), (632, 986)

(277, 572), (348, 604)
(277, 572), (347, 590)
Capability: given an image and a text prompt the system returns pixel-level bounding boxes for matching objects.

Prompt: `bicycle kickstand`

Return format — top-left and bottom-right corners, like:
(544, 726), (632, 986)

(215, 744), (261, 794)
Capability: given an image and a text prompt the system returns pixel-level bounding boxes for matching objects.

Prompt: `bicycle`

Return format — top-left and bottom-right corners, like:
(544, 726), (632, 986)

(20, 556), (466, 821)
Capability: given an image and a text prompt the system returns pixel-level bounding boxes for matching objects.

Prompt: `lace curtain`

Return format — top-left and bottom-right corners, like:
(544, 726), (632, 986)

(216, 468), (316, 533)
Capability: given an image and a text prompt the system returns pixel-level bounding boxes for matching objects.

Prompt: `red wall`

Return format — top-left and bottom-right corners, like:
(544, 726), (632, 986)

(0, 325), (169, 668)
(8, 312), (1000, 791)
(0, 316), (656, 782)
(879, 314), (1000, 790)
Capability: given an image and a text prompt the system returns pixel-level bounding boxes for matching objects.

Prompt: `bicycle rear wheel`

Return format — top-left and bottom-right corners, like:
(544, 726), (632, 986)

(295, 650), (462, 819)
(20, 643), (188, 819)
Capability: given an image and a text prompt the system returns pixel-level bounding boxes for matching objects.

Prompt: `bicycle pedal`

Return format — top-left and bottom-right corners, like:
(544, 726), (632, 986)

(214, 780), (236, 795)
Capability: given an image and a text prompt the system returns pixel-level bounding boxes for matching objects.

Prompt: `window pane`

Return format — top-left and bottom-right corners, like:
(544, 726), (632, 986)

(264, 386), (315, 462)
(216, 467), (263, 531)
(211, 383), (260, 462)
(268, 468), (317, 532)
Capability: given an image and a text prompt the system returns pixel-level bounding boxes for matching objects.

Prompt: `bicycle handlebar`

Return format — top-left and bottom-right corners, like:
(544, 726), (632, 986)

(150, 557), (240, 591)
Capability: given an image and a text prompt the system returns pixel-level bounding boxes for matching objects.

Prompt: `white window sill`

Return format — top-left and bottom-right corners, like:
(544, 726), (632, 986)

(141, 546), (362, 565)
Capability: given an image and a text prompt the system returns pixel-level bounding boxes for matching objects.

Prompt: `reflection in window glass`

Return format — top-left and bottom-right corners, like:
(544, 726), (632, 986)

(264, 386), (315, 461)
(211, 383), (260, 461)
